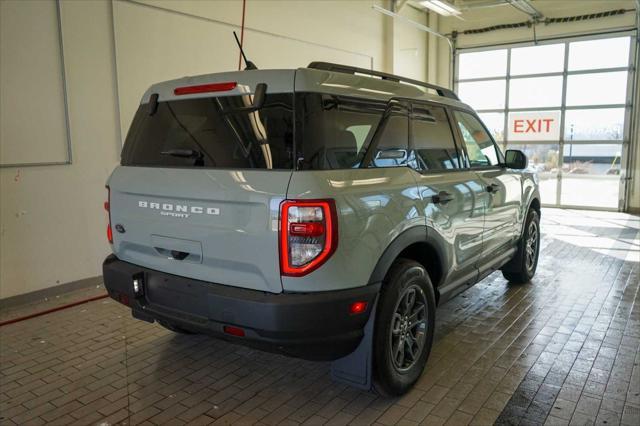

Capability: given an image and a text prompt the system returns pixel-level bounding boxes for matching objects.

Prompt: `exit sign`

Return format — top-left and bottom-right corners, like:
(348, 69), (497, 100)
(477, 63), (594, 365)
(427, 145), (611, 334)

(508, 111), (561, 141)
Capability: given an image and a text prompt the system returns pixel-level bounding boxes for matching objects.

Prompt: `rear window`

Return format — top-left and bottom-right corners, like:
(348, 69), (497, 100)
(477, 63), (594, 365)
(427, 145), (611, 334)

(121, 94), (294, 169)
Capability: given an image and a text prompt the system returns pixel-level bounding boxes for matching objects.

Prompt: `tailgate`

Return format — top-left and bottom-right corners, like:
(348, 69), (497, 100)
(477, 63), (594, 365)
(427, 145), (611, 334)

(108, 166), (290, 293)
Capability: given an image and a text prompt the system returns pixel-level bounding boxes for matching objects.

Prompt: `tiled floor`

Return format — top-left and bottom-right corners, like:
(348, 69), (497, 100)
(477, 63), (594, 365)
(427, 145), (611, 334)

(1, 208), (638, 426)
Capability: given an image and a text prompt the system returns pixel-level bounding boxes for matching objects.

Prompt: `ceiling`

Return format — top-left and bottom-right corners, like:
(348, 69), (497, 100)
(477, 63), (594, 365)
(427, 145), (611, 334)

(408, 0), (637, 25)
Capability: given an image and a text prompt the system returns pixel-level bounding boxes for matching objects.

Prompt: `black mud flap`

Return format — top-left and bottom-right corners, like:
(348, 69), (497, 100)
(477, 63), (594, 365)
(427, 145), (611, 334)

(330, 297), (377, 391)
(132, 308), (155, 323)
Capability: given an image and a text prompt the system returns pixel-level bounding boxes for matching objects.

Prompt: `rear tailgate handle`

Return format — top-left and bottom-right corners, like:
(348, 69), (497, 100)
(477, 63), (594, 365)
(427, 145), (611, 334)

(155, 247), (199, 262)
(171, 250), (189, 260)
(150, 235), (203, 264)
(155, 247), (187, 259)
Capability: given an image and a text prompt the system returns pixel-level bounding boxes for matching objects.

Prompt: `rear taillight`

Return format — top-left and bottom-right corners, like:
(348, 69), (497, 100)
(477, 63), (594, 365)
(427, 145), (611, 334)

(105, 186), (113, 244)
(280, 199), (338, 277)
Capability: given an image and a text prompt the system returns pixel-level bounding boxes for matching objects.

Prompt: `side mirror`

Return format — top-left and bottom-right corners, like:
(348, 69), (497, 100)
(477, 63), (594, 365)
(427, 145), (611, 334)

(505, 149), (528, 170)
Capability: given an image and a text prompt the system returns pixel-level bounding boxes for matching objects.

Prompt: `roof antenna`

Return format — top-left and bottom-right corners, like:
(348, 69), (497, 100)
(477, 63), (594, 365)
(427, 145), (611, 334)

(233, 31), (257, 70)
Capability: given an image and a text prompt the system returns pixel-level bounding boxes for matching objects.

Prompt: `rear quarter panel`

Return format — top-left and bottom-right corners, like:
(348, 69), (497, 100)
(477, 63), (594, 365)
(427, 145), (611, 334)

(283, 168), (423, 292)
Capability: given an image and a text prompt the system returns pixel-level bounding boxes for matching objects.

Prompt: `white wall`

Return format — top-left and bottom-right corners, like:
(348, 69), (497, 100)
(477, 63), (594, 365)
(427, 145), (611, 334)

(0, 0), (121, 300)
(0, 1), (70, 165)
(393, 5), (428, 81)
(0, 0), (431, 299)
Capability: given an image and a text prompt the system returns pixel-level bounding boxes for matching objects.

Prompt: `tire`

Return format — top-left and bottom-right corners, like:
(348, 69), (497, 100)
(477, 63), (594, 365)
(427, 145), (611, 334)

(502, 208), (540, 284)
(158, 320), (197, 335)
(373, 258), (436, 396)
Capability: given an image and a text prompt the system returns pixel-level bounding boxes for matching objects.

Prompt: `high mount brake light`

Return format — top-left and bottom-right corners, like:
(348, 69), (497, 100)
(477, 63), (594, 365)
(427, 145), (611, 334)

(173, 82), (237, 95)
(105, 186), (113, 244)
(279, 199), (338, 277)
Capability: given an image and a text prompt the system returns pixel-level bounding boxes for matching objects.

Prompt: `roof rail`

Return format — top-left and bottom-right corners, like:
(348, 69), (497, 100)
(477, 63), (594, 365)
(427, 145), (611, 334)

(307, 61), (459, 101)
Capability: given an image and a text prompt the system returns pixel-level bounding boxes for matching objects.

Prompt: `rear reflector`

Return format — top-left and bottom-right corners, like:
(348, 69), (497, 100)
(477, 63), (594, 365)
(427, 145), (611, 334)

(105, 186), (113, 244)
(349, 301), (368, 315)
(289, 222), (325, 237)
(223, 325), (245, 337)
(117, 293), (130, 307)
(174, 82), (237, 95)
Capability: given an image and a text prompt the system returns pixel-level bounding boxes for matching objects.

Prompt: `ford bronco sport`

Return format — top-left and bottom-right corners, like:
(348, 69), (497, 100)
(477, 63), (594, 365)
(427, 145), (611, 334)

(103, 62), (540, 396)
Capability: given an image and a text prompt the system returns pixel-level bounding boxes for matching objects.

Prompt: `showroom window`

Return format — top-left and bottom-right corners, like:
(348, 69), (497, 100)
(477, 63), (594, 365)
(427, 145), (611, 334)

(455, 34), (636, 210)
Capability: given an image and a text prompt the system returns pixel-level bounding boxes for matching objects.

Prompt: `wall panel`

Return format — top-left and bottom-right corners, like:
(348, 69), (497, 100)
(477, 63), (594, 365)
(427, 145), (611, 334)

(0, 0), (70, 166)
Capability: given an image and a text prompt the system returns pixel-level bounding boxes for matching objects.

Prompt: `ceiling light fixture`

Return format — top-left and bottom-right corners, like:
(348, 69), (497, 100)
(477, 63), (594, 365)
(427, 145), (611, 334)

(419, 0), (462, 17)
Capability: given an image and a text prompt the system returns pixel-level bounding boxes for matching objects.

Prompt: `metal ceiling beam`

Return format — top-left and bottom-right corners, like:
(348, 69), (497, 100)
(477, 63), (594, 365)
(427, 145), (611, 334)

(506, 0), (544, 20)
(458, 0), (510, 10)
(373, 4), (452, 49)
(396, 0), (409, 12)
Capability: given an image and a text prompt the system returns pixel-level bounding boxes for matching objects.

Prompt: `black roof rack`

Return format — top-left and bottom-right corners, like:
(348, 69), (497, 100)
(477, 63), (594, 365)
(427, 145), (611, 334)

(308, 61), (459, 101)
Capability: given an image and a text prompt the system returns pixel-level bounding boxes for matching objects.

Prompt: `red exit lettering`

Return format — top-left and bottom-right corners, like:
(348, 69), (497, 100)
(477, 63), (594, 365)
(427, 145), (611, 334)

(513, 118), (554, 133)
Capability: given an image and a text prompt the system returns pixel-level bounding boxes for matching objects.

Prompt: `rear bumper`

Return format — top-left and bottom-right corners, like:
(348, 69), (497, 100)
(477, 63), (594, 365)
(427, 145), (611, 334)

(102, 255), (379, 360)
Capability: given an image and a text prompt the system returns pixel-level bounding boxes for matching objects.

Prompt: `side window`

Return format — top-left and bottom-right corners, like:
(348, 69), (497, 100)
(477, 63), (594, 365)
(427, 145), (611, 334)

(454, 111), (501, 167)
(369, 110), (409, 168)
(296, 93), (386, 170)
(411, 105), (461, 171)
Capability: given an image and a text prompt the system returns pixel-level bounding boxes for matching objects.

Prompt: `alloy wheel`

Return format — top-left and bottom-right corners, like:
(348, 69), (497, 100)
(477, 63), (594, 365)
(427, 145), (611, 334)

(389, 285), (427, 372)
(525, 220), (539, 273)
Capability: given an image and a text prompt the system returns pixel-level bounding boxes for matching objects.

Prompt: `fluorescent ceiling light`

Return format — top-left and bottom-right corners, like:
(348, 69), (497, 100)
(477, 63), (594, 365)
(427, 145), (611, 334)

(419, 0), (462, 16)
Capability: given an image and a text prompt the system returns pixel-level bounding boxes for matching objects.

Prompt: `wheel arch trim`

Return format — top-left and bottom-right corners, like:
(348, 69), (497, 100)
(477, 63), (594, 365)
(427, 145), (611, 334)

(367, 226), (449, 290)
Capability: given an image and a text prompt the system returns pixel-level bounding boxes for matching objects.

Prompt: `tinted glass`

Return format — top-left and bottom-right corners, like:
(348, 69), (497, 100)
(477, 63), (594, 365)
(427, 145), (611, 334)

(121, 94), (294, 169)
(296, 93), (386, 169)
(455, 111), (500, 167)
(370, 108), (410, 168)
(411, 106), (460, 171)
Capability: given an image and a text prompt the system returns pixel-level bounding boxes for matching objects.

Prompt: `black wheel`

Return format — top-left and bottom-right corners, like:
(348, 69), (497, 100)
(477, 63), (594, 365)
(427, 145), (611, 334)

(158, 320), (197, 335)
(502, 208), (540, 284)
(373, 258), (436, 396)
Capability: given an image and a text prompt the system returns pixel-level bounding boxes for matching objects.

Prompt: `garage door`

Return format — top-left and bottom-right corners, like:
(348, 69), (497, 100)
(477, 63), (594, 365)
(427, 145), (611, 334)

(455, 33), (636, 211)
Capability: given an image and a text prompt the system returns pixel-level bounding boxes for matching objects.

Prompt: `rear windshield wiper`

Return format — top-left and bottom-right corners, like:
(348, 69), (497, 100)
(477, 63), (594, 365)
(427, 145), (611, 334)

(161, 149), (205, 166)
(222, 83), (267, 114)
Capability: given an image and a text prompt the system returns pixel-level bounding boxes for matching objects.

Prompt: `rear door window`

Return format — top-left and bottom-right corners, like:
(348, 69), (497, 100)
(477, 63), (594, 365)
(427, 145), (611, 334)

(121, 94), (294, 169)
(410, 105), (461, 171)
(296, 93), (411, 170)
